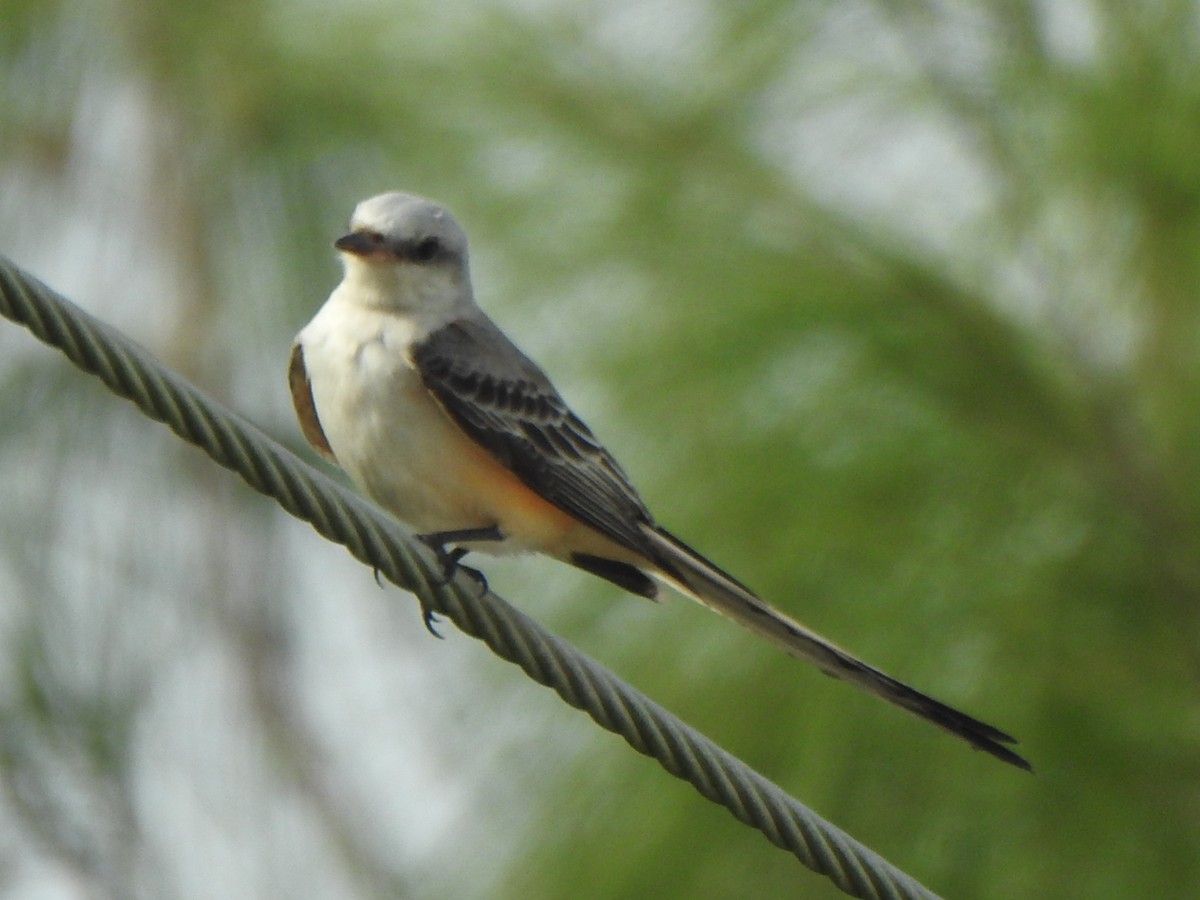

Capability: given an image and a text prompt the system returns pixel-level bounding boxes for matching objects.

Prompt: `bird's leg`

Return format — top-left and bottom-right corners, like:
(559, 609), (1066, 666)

(415, 525), (503, 634)
(417, 524), (504, 579)
(418, 524), (505, 551)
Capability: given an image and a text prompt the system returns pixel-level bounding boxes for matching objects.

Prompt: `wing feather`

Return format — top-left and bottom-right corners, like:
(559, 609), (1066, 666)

(288, 343), (337, 462)
(412, 319), (656, 558)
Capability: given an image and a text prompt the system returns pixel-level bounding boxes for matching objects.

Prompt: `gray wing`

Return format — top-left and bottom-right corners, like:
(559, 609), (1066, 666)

(412, 318), (657, 559)
(413, 322), (1030, 768)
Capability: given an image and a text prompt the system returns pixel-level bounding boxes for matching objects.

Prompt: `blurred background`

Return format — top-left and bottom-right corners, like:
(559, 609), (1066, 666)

(2, 1), (1199, 897)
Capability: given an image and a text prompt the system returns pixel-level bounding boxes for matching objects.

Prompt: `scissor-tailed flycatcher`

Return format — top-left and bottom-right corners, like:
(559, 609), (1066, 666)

(289, 191), (1029, 770)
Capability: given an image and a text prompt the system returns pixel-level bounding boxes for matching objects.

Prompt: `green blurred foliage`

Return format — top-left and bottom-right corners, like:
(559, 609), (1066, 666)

(3, 1), (1200, 898)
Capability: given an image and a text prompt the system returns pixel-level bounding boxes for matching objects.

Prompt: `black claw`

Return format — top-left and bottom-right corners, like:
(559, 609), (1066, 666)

(418, 540), (469, 585)
(416, 525), (502, 584)
(460, 564), (489, 592)
(421, 605), (444, 639)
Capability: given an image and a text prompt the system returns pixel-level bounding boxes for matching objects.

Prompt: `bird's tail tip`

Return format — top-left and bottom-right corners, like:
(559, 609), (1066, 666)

(641, 525), (1033, 772)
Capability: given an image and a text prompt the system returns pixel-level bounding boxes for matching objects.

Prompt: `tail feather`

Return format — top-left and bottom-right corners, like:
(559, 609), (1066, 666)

(642, 526), (1031, 771)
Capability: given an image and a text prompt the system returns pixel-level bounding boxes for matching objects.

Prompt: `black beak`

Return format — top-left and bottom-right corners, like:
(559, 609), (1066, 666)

(334, 232), (384, 256)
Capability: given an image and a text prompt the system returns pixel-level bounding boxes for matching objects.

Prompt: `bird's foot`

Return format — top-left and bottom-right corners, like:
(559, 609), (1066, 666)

(413, 526), (500, 636)
(417, 597), (445, 639)
(416, 525), (502, 584)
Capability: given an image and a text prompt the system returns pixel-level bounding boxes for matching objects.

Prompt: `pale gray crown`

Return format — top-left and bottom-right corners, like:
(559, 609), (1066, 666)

(349, 192), (470, 263)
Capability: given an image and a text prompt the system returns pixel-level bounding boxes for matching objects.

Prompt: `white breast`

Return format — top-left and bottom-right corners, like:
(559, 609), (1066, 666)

(295, 294), (496, 535)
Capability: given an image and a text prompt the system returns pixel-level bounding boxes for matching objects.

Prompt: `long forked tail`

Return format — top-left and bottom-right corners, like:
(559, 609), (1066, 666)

(641, 526), (1031, 771)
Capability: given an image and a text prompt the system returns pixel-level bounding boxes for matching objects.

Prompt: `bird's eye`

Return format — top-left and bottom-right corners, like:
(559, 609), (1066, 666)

(413, 236), (441, 262)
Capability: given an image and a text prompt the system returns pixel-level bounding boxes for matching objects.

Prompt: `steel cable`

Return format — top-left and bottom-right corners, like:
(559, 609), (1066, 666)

(0, 256), (940, 900)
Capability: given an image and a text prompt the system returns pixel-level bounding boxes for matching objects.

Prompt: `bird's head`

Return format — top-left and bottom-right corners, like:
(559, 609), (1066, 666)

(334, 192), (474, 316)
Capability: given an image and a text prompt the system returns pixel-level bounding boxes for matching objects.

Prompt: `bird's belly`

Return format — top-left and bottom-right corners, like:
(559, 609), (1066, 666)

(304, 329), (604, 558)
(307, 336), (470, 524)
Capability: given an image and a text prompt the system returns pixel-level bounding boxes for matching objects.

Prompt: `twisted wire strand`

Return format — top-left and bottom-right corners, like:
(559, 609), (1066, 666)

(0, 256), (940, 900)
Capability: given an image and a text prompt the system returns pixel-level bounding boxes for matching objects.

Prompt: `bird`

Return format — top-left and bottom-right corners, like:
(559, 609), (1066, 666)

(289, 191), (1030, 771)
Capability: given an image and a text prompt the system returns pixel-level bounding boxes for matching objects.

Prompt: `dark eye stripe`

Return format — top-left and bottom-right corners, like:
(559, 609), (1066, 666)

(413, 237), (441, 262)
